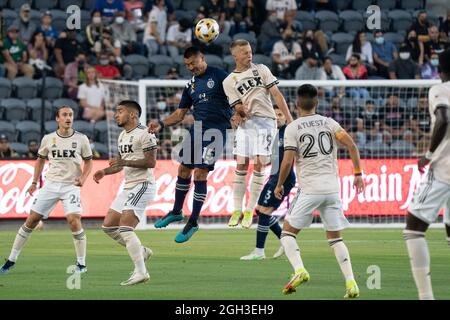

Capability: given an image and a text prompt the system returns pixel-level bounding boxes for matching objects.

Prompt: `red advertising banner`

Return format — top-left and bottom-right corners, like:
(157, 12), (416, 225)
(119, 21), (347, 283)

(0, 159), (436, 219)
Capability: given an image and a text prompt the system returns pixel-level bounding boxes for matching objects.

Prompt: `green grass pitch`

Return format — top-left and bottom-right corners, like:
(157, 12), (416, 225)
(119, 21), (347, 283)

(0, 228), (449, 300)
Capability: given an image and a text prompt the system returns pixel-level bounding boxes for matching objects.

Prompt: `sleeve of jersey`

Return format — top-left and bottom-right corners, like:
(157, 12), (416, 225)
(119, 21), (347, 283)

(328, 118), (345, 140)
(260, 64), (279, 89)
(283, 123), (298, 151)
(37, 135), (49, 159)
(142, 132), (158, 152)
(222, 78), (241, 108)
(178, 86), (193, 109)
(81, 135), (93, 160)
(429, 85), (450, 114)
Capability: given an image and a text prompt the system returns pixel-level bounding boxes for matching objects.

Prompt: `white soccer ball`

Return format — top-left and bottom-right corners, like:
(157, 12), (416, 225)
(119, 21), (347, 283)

(195, 18), (220, 44)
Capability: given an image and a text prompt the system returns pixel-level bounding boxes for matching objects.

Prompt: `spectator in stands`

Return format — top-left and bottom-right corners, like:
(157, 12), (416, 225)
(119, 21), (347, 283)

(421, 51), (440, 79)
(89, 138), (103, 159)
(320, 56), (346, 97)
(94, 28), (122, 65)
(78, 66), (105, 123)
(86, 11), (105, 53)
(301, 30), (323, 61)
(257, 12), (282, 55)
(224, 0), (246, 36)
(0, 134), (19, 159)
(158, 139), (173, 160)
(0, 25), (34, 80)
(143, 0), (168, 57)
(356, 100), (382, 143)
(325, 97), (351, 130)
(410, 10), (431, 43)
(423, 25), (448, 61)
(272, 25), (302, 79)
(64, 51), (88, 100)
(439, 9), (450, 43)
(11, 4), (36, 44)
(144, 0), (175, 16)
(166, 18), (193, 59)
(199, 0), (227, 34)
(295, 51), (325, 80)
(111, 11), (143, 55)
(409, 94), (431, 144)
(26, 139), (39, 159)
(37, 11), (58, 49)
(301, 0), (337, 11)
(265, 0), (297, 23)
(124, 0), (146, 31)
(54, 27), (82, 79)
(242, 0), (265, 35)
(372, 29), (398, 79)
(345, 31), (374, 71)
(342, 53), (369, 99)
(165, 66), (179, 79)
(28, 31), (49, 79)
(95, 0), (125, 23)
(95, 51), (121, 79)
(379, 93), (407, 139)
(404, 29), (424, 66)
(388, 44), (421, 80)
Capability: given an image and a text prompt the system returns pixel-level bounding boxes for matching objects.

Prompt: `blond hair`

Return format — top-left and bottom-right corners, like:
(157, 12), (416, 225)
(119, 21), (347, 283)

(230, 39), (250, 54)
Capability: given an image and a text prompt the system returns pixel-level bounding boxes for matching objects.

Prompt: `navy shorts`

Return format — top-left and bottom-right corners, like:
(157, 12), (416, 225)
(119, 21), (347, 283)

(178, 128), (227, 171)
(257, 177), (296, 209)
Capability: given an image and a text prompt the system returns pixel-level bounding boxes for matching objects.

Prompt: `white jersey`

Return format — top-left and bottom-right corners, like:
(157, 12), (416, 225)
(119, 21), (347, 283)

(37, 130), (92, 183)
(284, 114), (342, 194)
(222, 63), (278, 120)
(118, 125), (157, 189)
(428, 81), (450, 185)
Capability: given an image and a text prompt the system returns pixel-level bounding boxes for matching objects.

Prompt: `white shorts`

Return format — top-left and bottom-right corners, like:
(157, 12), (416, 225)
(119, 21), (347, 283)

(110, 181), (156, 221)
(233, 116), (277, 158)
(31, 182), (82, 218)
(286, 190), (350, 231)
(408, 170), (450, 225)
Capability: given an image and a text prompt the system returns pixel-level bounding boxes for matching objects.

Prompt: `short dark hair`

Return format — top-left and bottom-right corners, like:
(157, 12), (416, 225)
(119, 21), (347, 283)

(55, 105), (74, 117)
(119, 100), (142, 117)
(184, 46), (203, 59)
(273, 104), (279, 110)
(297, 84), (318, 111)
(439, 48), (450, 75)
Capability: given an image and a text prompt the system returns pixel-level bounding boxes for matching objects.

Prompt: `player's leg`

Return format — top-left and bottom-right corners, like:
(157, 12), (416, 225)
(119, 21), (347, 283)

(230, 155), (249, 226)
(242, 155), (267, 228)
(444, 197), (450, 246)
(66, 213), (87, 273)
(155, 164), (193, 228)
(240, 205), (273, 260)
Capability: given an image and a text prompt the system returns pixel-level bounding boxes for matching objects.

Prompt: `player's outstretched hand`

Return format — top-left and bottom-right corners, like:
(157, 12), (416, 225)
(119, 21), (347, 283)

(93, 170), (105, 184)
(274, 185), (284, 200)
(27, 184), (37, 196)
(148, 120), (161, 134)
(74, 177), (84, 187)
(418, 156), (430, 174)
(353, 176), (364, 194)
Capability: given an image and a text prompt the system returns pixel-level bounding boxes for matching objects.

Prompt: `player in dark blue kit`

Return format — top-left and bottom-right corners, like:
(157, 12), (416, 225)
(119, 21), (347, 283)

(240, 106), (296, 260)
(148, 46), (232, 243)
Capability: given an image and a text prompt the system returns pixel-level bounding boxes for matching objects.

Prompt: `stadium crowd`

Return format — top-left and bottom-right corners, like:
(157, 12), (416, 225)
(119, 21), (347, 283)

(0, 0), (449, 159)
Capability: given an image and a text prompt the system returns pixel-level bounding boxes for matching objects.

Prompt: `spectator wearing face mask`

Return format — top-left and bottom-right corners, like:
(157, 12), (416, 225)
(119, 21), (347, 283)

(301, 30), (323, 61)
(95, 51), (121, 79)
(166, 18), (193, 59)
(54, 27), (82, 79)
(388, 45), (421, 79)
(95, 0), (125, 23)
(410, 10), (431, 43)
(272, 25), (302, 79)
(11, 4), (37, 44)
(372, 29), (398, 79)
(86, 11), (105, 51)
(404, 29), (424, 66)
(64, 51), (88, 100)
(421, 51), (440, 79)
(124, 0), (145, 31)
(111, 11), (144, 55)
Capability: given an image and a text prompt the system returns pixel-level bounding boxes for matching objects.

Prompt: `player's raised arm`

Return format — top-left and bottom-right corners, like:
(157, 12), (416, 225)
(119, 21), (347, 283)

(269, 85), (294, 124)
(148, 108), (190, 134)
(274, 149), (296, 199)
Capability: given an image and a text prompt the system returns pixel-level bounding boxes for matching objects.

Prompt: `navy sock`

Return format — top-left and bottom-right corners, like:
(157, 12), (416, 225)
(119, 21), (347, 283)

(172, 176), (191, 214)
(188, 180), (207, 225)
(256, 210), (271, 249)
(269, 215), (282, 238)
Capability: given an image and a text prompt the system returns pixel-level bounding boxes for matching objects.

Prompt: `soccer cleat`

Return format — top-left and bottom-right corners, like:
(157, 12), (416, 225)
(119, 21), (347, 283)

(154, 210), (184, 228)
(241, 210), (253, 229)
(272, 246), (285, 259)
(120, 272), (150, 286)
(75, 263), (87, 273)
(0, 259), (15, 275)
(240, 250), (265, 260)
(344, 279), (360, 299)
(228, 210), (242, 227)
(143, 246), (153, 262)
(282, 267), (310, 295)
(175, 222), (199, 243)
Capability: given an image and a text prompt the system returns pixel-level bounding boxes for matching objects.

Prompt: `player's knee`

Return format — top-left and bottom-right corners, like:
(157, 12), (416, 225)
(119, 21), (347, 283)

(193, 169), (208, 181)
(25, 212), (43, 229)
(178, 165), (193, 179)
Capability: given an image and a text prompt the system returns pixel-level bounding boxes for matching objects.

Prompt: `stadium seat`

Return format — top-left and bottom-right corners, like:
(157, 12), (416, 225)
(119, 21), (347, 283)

(16, 121), (41, 144)
(173, 56), (191, 78)
(13, 77), (38, 99)
(80, 10), (91, 29)
(0, 78), (12, 99)
(0, 0), (7, 9)
(60, 0), (82, 10)
(336, 0), (351, 11)
(183, 0), (202, 11)
(34, 0), (57, 10)
(9, 0), (29, 10)
(384, 32), (404, 48)
(0, 121), (16, 142)
(351, 0), (372, 11)
(223, 55), (236, 73)
(36, 77), (63, 100)
(295, 11), (316, 31)
(232, 33), (257, 51)
(83, 0), (95, 10)
(73, 121), (94, 139)
(376, 0), (397, 10)
(52, 98), (80, 118)
(1, 9), (18, 27)
(365, 141), (391, 158)
(204, 54), (224, 69)
(174, 10), (191, 21)
(30, 10), (42, 26)
(44, 120), (58, 133)
(93, 142), (108, 157)
(315, 10), (340, 33)
(94, 120), (108, 144)
(10, 142), (28, 156)
(413, 10), (439, 27)
(390, 140), (415, 157)
(400, 0), (422, 10)
(339, 10), (364, 33)
(215, 34), (232, 56)
(327, 53), (346, 67)
(50, 9), (68, 32)
(149, 55), (174, 77)
(1, 98), (27, 124)
(125, 54), (150, 79)
(253, 54), (272, 69)
(27, 98), (53, 122)
(331, 32), (354, 55)
(388, 10), (412, 33)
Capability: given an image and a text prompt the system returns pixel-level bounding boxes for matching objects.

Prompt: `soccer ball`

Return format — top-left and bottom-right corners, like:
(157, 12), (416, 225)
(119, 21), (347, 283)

(195, 18), (220, 44)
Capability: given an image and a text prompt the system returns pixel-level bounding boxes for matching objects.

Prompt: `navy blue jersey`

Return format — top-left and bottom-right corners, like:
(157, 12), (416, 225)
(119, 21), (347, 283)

(178, 66), (232, 131)
(270, 125), (296, 182)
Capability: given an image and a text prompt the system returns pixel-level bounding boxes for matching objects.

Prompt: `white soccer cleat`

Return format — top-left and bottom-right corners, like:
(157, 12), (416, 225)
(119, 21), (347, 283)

(240, 250), (265, 261)
(143, 246), (153, 262)
(272, 246), (285, 259)
(120, 272), (150, 286)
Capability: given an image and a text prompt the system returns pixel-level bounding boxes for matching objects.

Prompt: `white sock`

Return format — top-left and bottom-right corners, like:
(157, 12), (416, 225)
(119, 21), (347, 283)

(72, 229), (87, 266)
(404, 230), (434, 300)
(233, 170), (247, 212)
(447, 237), (450, 247)
(102, 225), (126, 246)
(254, 247), (264, 255)
(246, 171), (265, 212)
(8, 225), (33, 262)
(328, 238), (354, 281)
(280, 232), (304, 271)
(119, 226), (147, 275)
